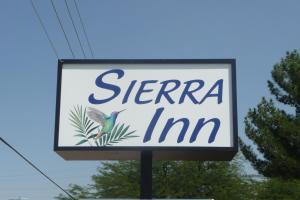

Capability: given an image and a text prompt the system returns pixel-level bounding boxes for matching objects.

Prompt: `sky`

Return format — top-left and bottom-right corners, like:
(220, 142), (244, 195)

(0, 0), (300, 199)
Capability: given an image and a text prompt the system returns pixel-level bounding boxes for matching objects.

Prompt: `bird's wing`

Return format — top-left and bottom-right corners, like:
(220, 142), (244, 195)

(87, 107), (107, 126)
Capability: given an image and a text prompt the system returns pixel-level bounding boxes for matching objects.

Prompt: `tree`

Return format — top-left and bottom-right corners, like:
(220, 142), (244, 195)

(55, 158), (256, 200)
(256, 179), (300, 200)
(240, 50), (300, 179)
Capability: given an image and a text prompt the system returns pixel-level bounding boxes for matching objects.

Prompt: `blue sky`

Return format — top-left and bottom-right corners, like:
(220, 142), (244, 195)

(0, 0), (300, 199)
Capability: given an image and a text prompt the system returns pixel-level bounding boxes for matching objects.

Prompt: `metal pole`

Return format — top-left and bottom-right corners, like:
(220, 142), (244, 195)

(140, 151), (152, 199)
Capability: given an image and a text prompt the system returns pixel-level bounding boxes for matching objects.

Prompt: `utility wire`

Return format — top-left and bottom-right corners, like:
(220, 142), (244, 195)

(64, 0), (86, 58)
(50, 0), (76, 58)
(0, 137), (76, 200)
(30, 0), (59, 59)
(73, 0), (95, 58)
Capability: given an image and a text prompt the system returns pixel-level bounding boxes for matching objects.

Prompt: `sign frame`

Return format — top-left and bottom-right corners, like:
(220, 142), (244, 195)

(54, 59), (238, 160)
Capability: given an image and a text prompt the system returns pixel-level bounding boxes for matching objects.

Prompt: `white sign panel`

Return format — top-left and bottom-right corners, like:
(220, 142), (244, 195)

(54, 60), (237, 160)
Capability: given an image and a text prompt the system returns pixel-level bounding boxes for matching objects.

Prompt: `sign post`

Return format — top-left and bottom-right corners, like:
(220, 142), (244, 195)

(140, 151), (152, 199)
(54, 59), (237, 198)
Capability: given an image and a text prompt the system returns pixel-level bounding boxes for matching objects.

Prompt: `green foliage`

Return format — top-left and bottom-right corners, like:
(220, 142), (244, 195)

(240, 50), (300, 179)
(268, 50), (300, 110)
(91, 161), (140, 198)
(256, 179), (300, 200)
(55, 184), (91, 200)
(97, 124), (138, 146)
(69, 105), (98, 146)
(56, 158), (257, 200)
(69, 106), (137, 146)
(151, 160), (256, 199)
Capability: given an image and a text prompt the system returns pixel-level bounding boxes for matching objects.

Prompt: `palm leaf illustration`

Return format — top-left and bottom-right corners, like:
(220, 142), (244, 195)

(98, 123), (138, 146)
(69, 105), (99, 146)
(69, 105), (138, 146)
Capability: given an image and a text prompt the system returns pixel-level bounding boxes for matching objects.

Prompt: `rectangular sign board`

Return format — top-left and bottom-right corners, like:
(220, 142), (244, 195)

(54, 59), (237, 160)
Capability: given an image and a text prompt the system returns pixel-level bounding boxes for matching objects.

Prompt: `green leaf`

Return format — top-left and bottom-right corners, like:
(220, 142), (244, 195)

(118, 124), (124, 135)
(74, 133), (86, 137)
(88, 134), (97, 139)
(124, 135), (139, 138)
(120, 125), (129, 137)
(70, 121), (84, 133)
(99, 135), (103, 146)
(111, 124), (119, 140)
(87, 125), (99, 134)
(103, 135), (108, 145)
(86, 121), (94, 132)
(123, 131), (137, 137)
(76, 139), (88, 145)
(69, 105), (99, 146)
(97, 123), (138, 147)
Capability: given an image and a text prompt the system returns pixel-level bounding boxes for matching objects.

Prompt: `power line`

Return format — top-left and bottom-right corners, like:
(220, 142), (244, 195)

(0, 137), (76, 200)
(73, 0), (95, 58)
(50, 0), (76, 58)
(30, 0), (59, 59)
(64, 0), (86, 58)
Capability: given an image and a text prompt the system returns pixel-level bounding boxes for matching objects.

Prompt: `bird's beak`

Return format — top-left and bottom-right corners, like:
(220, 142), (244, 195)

(118, 109), (126, 114)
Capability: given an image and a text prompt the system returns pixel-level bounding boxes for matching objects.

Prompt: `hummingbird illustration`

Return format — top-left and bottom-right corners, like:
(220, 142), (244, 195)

(87, 107), (125, 139)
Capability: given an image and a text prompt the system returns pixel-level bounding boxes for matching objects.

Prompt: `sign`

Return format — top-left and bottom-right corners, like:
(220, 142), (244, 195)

(54, 59), (238, 160)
